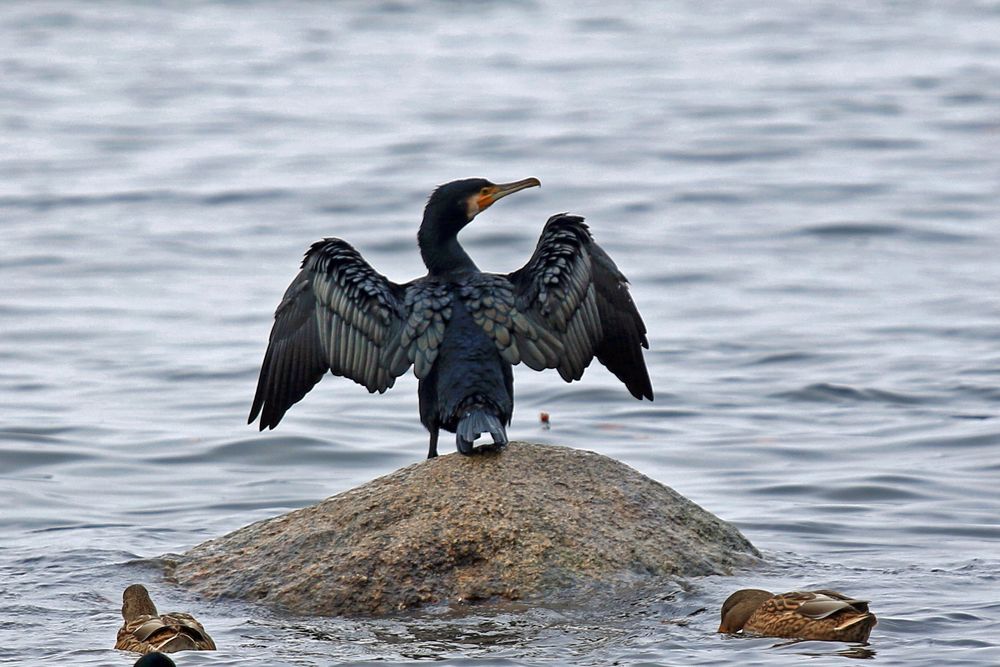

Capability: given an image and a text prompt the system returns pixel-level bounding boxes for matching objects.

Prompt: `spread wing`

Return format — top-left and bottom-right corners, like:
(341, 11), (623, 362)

(504, 214), (653, 399)
(249, 238), (446, 430)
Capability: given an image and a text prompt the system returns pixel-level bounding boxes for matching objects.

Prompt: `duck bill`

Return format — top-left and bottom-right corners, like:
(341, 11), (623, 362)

(481, 177), (541, 208)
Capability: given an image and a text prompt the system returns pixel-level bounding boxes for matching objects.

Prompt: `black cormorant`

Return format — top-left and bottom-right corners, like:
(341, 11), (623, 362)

(249, 178), (653, 458)
(134, 653), (176, 667)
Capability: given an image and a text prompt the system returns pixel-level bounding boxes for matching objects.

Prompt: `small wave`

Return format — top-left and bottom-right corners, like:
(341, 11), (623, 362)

(899, 206), (980, 221)
(649, 271), (717, 286)
(144, 435), (400, 468)
(874, 324), (1000, 342)
(0, 255), (66, 268)
(611, 407), (699, 420)
(0, 426), (76, 443)
(574, 16), (634, 33)
(952, 384), (1000, 402)
(825, 137), (924, 151)
(0, 190), (176, 211)
(0, 447), (93, 474)
(163, 368), (254, 382)
(200, 188), (293, 206)
(671, 191), (748, 205)
(745, 351), (827, 366)
(817, 483), (930, 502)
(29, 522), (133, 535)
(897, 432), (1000, 451)
(521, 385), (636, 404)
(942, 91), (989, 106)
(833, 98), (903, 116)
(797, 222), (901, 237)
(904, 523), (1000, 540)
(792, 221), (972, 243)
(0, 187), (297, 211)
(746, 483), (816, 497)
(771, 182), (891, 203)
(659, 147), (801, 164)
(773, 383), (930, 405)
(736, 518), (850, 537)
(364, 237), (418, 254)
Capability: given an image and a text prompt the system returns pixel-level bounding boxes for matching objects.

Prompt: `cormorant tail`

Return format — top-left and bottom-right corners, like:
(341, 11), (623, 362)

(456, 407), (508, 455)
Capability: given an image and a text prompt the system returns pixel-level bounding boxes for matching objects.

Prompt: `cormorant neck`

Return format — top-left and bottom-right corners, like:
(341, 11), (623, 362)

(418, 219), (479, 277)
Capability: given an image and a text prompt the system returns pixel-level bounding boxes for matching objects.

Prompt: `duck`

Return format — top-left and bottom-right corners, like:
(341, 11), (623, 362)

(134, 653), (176, 667)
(718, 588), (876, 643)
(115, 584), (216, 654)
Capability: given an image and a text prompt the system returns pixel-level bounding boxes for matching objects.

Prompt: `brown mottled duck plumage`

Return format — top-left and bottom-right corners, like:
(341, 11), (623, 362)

(115, 584), (216, 654)
(719, 589), (876, 643)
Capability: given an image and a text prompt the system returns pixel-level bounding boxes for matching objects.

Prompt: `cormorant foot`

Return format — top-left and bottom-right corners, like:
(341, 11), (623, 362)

(457, 437), (475, 456)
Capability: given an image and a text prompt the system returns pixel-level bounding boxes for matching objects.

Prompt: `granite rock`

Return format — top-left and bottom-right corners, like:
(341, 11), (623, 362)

(169, 442), (758, 615)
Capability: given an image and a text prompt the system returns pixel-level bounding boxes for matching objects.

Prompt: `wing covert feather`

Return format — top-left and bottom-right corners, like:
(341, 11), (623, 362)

(457, 274), (562, 371)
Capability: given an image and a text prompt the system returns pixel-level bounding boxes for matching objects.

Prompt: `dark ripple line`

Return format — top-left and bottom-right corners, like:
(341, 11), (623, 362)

(0, 189), (176, 211)
(659, 147), (802, 164)
(744, 351), (828, 366)
(818, 484), (930, 502)
(0, 427), (77, 443)
(767, 182), (892, 203)
(893, 432), (1000, 451)
(672, 191), (748, 205)
(28, 522), (133, 534)
(790, 221), (973, 243)
(0, 187), (296, 211)
(772, 383), (931, 405)
(825, 137), (925, 151)
(144, 436), (404, 467)
(904, 524), (1000, 539)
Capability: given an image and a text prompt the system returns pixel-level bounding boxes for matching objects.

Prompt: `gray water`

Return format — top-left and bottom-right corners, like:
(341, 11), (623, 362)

(2, 2), (1000, 665)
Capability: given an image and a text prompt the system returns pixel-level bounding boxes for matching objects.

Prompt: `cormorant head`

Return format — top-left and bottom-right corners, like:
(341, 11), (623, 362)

(423, 177), (541, 234)
(134, 653), (177, 667)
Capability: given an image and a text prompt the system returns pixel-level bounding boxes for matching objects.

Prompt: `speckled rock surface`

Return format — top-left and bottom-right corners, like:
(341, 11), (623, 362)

(168, 442), (759, 616)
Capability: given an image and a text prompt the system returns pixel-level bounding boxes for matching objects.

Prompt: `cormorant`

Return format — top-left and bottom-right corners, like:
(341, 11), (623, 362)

(134, 654), (176, 667)
(249, 178), (653, 458)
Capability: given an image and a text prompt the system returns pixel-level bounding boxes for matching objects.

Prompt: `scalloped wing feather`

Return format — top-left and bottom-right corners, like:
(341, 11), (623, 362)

(507, 214), (652, 398)
(399, 280), (453, 380)
(249, 238), (411, 430)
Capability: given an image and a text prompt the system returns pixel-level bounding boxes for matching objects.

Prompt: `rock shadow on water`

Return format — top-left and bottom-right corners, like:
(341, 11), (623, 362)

(165, 443), (759, 617)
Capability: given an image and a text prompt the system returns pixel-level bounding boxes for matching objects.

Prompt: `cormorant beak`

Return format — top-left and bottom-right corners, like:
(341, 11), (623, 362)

(477, 177), (541, 211)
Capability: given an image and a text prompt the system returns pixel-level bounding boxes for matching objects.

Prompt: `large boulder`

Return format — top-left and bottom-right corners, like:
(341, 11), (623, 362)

(167, 442), (758, 616)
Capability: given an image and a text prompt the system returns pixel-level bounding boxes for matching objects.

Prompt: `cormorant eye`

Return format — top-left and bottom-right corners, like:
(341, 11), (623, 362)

(480, 187), (490, 195)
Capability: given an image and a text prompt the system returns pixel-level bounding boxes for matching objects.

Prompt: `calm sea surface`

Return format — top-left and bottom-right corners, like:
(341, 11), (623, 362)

(2, 2), (1000, 665)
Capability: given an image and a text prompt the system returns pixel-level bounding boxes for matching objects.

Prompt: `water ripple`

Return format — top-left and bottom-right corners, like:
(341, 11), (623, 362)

(772, 383), (932, 405)
(3, 1), (1000, 665)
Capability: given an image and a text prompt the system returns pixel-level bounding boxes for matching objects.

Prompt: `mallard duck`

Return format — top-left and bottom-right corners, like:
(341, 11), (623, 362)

(719, 589), (876, 643)
(134, 653), (176, 667)
(115, 584), (216, 654)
